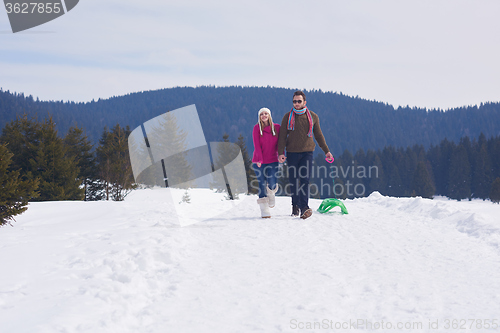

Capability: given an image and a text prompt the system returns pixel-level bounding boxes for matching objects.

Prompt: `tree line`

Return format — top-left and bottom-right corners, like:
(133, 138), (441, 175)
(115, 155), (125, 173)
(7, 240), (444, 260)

(224, 131), (500, 202)
(3, 113), (500, 226)
(0, 115), (135, 226)
(307, 133), (500, 202)
(3, 86), (500, 157)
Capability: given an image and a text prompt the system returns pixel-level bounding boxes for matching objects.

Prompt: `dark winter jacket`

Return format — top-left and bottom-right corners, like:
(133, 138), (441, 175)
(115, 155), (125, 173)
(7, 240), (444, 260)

(277, 110), (329, 155)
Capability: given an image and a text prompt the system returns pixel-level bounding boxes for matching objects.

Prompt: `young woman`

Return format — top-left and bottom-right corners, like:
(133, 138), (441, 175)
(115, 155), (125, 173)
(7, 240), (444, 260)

(252, 107), (280, 218)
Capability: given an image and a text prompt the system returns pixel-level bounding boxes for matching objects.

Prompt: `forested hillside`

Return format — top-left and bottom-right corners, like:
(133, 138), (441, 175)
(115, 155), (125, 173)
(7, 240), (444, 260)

(307, 133), (500, 201)
(2, 86), (500, 155)
(2, 112), (500, 212)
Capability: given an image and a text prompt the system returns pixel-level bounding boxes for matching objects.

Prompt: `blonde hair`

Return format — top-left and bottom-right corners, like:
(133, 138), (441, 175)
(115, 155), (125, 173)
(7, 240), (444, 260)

(258, 108), (276, 136)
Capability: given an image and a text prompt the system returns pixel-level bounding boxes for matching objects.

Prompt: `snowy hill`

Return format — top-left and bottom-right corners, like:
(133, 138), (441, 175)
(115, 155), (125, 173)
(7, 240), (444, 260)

(1, 189), (500, 332)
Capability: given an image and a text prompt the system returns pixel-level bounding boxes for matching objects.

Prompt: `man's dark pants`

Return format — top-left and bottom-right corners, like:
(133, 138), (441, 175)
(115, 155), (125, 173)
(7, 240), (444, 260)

(286, 152), (313, 210)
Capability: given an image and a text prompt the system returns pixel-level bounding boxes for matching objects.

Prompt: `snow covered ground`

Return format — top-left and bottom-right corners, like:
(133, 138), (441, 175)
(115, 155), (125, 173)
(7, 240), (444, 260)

(1, 189), (500, 333)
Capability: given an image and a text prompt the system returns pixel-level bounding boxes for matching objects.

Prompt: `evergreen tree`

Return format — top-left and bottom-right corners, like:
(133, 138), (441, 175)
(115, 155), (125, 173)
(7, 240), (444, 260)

(471, 138), (492, 199)
(386, 162), (403, 197)
(210, 133), (231, 193)
(448, 145), (471, 200)
(235, 133), (257, 194)
(352, 148), (366, 197)
(410, 161), (435, 198)
(0, 114), (40, 175)
(428, 139), (454, 196)
(130, 129), (158, 189)
(88, 127), (111, 201)
(331, 151), (347, 198)
(489, 136), (500, 180)
(1, 115), (83, 201)
(64, 125), (96, 201)
(0, 143), (39, 226)
(144, 112), (192, 188)
(32, 117), (83, 201)
(338, 149), (357, 198)
(96, 124), (136, 201)
(332, 177), (347, 199)
(427, 145), (442, 195)
(459, 136), (474, 170)
(399, 147), (418, 196)
(380, 147), (404, 197)
(367, 151), (385, 195)
(490, 178), (500, 204)
(180, 190), (191, 204)
(209, 133), (247, 198)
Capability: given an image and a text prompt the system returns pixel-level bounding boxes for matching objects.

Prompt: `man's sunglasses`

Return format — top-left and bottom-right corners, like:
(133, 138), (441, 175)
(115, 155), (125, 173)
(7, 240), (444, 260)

(293, 100), (303, 104)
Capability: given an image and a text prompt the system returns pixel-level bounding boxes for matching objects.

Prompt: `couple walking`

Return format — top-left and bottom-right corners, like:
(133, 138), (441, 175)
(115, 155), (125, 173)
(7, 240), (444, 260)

(252, 90), (333, 219)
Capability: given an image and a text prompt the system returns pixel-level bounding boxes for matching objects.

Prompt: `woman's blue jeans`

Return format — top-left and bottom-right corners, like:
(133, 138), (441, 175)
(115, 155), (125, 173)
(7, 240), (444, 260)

(252, 162), (279, 198)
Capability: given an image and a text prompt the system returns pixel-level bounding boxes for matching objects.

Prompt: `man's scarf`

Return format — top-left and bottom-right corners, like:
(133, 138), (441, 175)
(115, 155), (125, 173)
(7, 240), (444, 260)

(287, 107), (313, 137)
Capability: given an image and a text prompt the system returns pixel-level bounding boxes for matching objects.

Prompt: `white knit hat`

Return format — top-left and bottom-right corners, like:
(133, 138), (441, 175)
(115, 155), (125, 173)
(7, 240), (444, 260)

(258, 107), (276, 136)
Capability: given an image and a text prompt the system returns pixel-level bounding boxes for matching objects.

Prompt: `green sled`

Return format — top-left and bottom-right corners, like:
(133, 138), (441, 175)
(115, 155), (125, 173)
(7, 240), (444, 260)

(317, 198), (349, 215)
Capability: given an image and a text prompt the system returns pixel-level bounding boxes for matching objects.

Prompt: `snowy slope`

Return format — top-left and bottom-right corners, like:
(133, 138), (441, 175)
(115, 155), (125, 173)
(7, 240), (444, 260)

(1, 189), (500, 333)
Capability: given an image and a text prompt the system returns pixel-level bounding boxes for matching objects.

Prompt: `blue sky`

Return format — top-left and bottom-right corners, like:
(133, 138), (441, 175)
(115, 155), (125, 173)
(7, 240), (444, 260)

(1, 0), (499, 109)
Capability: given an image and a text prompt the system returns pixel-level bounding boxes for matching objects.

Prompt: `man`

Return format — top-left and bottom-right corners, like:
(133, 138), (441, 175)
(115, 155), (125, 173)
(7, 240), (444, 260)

(278, 90), (333, 219)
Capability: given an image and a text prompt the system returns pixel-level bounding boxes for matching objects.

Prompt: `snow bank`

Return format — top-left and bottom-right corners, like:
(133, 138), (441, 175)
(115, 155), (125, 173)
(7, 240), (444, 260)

(1, 189), (500, 332)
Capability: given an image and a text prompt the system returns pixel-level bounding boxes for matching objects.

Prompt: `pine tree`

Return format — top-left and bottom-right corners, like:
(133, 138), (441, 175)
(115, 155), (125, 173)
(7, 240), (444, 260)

(144, 112), (192, 188)
(130, 128), (158, 188)
(351, 148), (366, 197)
(180, 190), (191, 204)
(367, 151), (385, 195)
(96, 124), (136, 201)
(1, 115), (83, 201)
(331, 151), (347, 197)
(490, 178), (500, 204)
(209, 133), (246, 199)
(399, 147), (418, 196)
(448, 145), (472, 200)
(31, 117), (84, 201)
(385, 161), (403, 197)
(429, 139), (454, 196)
(471, 135), (492, 199)
(410, 161), (435, 199)
(332, 177), (348, 199)
(0, 114), (40, 175)
(338, 149), (357, 198)
(0, 143), (39, 226)
(64, 125), (96, 201)
(489, 137), (500, 182)
(235, 133), (256, 194)
(210, 133), (230, 193)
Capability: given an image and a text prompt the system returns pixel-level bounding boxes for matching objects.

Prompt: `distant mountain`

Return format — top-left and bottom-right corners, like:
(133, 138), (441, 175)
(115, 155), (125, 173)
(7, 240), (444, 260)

(2, 86), (500, 155)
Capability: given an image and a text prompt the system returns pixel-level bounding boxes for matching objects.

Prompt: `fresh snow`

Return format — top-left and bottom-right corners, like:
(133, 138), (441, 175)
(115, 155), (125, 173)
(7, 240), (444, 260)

(1, 189), (500, 332)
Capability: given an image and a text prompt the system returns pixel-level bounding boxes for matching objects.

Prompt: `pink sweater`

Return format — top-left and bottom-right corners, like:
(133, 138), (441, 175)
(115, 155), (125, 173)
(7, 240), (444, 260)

(252, 123), (280, 164)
